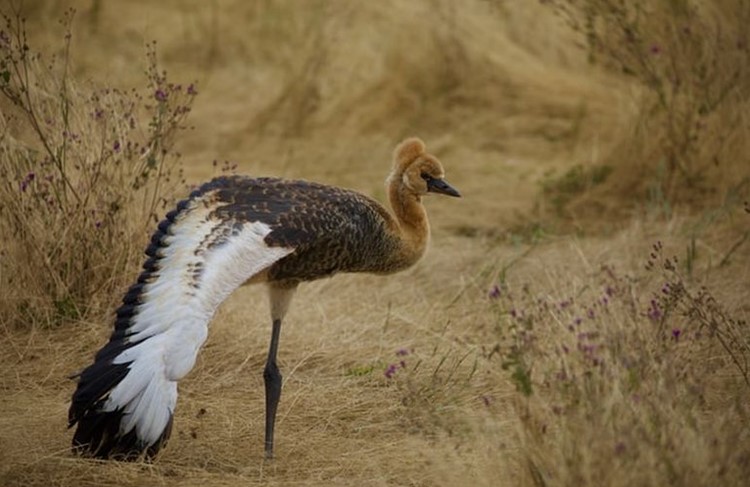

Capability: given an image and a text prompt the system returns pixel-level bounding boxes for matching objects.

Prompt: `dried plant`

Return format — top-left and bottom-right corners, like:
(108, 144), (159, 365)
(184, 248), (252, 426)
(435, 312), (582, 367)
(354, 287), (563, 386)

(0, 8), (196, 326)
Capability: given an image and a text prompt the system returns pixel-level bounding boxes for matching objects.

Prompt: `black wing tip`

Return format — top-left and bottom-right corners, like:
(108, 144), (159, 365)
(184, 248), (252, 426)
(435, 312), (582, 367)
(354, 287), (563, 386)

(69, 357), (173, 461)
(68, 359), (131, 432)
(70, 408), (173, 461)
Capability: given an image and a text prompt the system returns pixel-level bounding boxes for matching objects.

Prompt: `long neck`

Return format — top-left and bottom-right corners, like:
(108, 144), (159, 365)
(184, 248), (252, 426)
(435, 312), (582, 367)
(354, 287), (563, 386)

(386, 173), (430, 262)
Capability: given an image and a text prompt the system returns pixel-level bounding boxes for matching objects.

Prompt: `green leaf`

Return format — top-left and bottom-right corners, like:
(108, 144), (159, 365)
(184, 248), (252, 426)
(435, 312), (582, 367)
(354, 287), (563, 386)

(511, 364), (533, 396)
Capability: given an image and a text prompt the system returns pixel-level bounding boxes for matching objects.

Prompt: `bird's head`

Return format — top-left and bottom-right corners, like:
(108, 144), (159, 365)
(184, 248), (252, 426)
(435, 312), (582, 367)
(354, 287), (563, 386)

(390, 137), (461, 198)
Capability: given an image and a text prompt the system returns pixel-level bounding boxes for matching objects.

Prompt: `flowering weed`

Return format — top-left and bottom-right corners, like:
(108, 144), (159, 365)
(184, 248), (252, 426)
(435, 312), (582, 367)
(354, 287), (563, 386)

(0, 9), (196, 326)
(487, 235), (750, 485)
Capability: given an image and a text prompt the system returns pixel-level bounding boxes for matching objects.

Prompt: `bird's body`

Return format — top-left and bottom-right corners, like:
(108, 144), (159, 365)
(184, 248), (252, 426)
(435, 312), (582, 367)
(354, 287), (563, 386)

(212, 176), (423, 282)
(68, 137), (459, 460)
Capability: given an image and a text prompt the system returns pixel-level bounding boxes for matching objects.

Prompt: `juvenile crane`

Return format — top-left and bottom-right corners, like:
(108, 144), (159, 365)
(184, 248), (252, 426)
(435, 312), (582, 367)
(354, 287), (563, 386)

(68, 137), (460, 460)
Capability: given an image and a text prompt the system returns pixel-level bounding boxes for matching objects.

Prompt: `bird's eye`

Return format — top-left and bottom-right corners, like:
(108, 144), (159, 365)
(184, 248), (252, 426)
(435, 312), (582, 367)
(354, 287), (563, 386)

(420, 173), (432, 181)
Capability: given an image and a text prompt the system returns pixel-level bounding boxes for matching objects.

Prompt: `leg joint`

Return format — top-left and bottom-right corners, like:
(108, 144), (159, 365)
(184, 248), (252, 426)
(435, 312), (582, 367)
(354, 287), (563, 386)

(263, 360), (281, 382)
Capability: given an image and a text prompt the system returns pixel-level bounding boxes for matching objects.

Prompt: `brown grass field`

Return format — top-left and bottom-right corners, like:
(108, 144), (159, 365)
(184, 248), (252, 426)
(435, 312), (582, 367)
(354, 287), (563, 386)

(1, 1), (749, 486)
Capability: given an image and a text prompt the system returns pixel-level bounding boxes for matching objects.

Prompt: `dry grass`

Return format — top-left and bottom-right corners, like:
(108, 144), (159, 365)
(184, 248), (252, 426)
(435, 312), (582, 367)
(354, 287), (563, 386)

(1, 1), (749, 486)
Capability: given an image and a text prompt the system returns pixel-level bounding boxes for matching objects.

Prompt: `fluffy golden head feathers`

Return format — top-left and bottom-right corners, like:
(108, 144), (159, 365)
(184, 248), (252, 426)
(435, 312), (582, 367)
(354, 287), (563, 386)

(392, 137), (426, 172)
(388, 137), (460, 199)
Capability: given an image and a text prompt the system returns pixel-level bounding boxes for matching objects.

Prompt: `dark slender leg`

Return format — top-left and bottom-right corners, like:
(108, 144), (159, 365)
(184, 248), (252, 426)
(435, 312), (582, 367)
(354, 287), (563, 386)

(263, 318), (282, 459)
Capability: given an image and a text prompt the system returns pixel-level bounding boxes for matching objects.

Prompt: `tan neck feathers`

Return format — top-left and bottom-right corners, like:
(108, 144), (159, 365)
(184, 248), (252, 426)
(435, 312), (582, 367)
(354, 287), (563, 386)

(384, 137), (430, 262)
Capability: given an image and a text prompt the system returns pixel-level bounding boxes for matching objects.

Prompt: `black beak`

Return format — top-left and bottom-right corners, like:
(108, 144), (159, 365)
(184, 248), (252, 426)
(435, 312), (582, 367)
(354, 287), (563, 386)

(427, 177), (461, 197)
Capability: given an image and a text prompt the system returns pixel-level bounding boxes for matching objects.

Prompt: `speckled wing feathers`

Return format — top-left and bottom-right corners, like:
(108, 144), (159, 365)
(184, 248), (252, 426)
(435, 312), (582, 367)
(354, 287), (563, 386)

(204, 176), (408, 282)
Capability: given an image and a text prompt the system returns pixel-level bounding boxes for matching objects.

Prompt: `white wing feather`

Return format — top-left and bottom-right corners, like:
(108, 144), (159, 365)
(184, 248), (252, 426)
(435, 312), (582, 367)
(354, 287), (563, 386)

(103, 202), (293, 446)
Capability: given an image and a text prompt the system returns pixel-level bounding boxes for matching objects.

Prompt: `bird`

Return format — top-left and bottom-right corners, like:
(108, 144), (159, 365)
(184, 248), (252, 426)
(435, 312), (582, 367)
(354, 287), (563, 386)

(67, 137), (460, 461)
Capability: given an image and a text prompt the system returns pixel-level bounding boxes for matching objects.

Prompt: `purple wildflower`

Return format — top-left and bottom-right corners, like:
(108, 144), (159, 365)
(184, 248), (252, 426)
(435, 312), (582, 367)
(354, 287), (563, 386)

(187, 83), (197, 95)
(154, 89), (168, 102)
(19, 172), (35, 192)
(396, 348), (409, 357)
(672, 328), (681, 341)
(488, 284), (501, 299)
(573, 317), (582, 326)
(650, 44), (662, 55)
(384, 363), (398, 379)
(113, 140), (121, 152)
(647, 300), (662, 322)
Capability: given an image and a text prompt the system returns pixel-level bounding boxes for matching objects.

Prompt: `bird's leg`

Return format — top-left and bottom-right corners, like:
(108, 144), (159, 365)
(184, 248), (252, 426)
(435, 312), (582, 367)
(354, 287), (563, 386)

(263, 318), (282, 459)
(264, 283), (296, 459)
